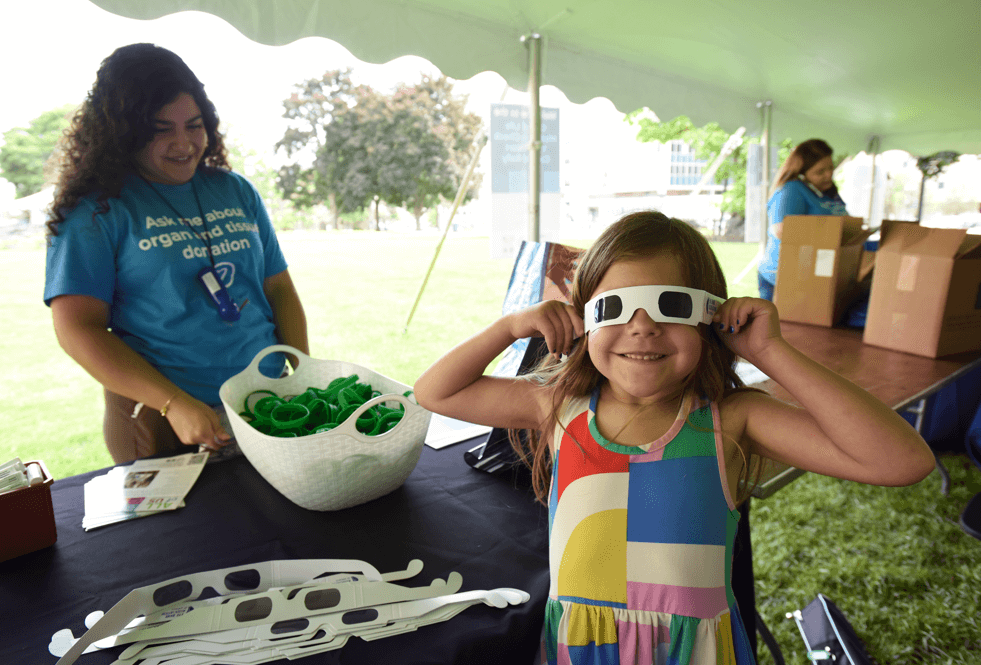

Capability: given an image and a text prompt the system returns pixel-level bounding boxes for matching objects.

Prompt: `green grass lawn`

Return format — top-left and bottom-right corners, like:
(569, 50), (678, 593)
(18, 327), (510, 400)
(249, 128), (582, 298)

(752, 456), (981, 665)
(2, 230), (977, 663)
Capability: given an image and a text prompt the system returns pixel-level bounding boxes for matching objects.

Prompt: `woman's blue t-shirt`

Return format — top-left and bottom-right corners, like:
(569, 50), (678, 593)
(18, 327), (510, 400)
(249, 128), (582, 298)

(758, 179), (849, 283)
(44, 169), (288, 405)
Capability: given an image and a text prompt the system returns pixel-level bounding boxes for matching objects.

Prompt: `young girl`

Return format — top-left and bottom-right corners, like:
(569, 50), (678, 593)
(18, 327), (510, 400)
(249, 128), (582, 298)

(414, 211), (934, 665)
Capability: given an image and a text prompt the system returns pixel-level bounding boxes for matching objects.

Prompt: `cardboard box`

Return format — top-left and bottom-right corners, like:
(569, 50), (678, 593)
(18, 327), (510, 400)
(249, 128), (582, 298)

(774, 215), (873, 327)
(863, 221), (981, 358)
(0, 460), (57, 563)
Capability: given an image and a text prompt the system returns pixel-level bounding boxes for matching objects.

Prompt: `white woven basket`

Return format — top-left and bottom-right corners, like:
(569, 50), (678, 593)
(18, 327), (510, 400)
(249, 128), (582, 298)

(219, 345), (431, 511)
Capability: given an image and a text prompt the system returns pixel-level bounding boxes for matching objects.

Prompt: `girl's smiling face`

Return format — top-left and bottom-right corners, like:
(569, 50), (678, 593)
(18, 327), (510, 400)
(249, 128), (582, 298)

(586, 253), (704, 405)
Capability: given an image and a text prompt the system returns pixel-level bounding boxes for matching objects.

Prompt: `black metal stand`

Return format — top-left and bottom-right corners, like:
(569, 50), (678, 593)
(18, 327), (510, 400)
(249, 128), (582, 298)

(735, 498), (786, 664)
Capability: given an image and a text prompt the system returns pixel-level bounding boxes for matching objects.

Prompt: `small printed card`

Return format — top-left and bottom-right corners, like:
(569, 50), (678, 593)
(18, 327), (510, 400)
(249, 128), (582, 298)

(82, 452), (208, 530)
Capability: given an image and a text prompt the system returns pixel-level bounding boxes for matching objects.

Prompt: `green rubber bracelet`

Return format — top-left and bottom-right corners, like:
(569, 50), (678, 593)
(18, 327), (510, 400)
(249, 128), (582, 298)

(290, 388), (319, 407)
(245, 390), (278, 412)
(338, 387), (363, 409)
(253, 420), (277, 435)
(253, 395), (284, 420)
(326, 375), (351, 391)
(356, 410), (379, 434)
(336, 404), (359, 424)
(368, 410), (404, 436)
(375, 400), (405, 414)
(270, 402), (310, 430)
(308, 398), (329, 422)
(381, 410), (403, 428)
(326, 375), (359, 399)
(249, 412), (273, 427)
(353, 382), (372, 401)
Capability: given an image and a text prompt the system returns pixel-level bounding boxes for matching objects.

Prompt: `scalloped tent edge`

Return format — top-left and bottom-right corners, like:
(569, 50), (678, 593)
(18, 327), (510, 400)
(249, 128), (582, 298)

(85, 0), (980, 157)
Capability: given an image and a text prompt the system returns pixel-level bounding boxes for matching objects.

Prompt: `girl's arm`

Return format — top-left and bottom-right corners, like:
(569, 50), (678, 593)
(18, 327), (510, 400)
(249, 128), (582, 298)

(716, 298), (935, 486)
(50, 295), (231, 449)
(414, 300), (583, 430)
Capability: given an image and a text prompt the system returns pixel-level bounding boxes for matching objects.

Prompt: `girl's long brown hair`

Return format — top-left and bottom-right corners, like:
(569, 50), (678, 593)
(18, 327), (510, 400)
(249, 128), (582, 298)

(510, 211), (763, 505)
(47, 43), (230, 237)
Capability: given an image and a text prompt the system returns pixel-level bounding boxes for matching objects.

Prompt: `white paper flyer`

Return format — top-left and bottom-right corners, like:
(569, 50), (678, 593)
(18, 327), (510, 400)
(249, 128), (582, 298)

(82, 452), (208, 530)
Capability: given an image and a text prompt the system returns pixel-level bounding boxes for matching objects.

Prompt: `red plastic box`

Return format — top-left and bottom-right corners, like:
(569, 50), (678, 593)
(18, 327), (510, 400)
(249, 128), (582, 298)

(0, 460), (57, 563)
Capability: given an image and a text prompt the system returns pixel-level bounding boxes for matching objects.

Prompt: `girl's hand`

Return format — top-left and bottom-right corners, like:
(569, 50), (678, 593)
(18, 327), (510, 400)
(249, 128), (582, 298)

(507, 300), (584, 359)
(712, 297), (784, 364)
(165, 394), (233, 450)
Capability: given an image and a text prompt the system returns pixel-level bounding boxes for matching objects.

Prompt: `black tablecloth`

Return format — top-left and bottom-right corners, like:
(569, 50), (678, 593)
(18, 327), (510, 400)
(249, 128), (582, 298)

(0, 444), (549, 664)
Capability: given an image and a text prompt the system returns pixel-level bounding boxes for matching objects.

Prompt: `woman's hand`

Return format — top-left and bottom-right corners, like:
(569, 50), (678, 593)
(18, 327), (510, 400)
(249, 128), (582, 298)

(507, 300), (584, 359)
(712, 297), (785, 365)
(164, 394), (232, 450)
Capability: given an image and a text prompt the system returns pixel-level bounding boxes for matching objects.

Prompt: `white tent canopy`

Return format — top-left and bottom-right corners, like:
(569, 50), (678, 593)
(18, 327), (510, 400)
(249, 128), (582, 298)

(88, 0), (980, 157)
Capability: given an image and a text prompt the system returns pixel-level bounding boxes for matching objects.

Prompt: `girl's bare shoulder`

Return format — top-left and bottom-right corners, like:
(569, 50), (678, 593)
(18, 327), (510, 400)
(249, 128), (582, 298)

(718, 388), (778, 440)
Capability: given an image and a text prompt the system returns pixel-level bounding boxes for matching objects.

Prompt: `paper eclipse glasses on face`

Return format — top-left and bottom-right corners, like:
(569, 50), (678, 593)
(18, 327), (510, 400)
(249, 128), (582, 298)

(584, 285), (725, 333)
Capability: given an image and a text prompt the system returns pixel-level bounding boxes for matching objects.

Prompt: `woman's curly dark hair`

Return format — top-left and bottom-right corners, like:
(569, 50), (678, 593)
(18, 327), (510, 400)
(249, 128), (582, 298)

(47, 43), (230, 236)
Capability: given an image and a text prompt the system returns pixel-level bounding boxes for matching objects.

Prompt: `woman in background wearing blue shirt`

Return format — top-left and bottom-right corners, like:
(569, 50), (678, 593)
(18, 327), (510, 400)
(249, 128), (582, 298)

(757, 139), (849, 300)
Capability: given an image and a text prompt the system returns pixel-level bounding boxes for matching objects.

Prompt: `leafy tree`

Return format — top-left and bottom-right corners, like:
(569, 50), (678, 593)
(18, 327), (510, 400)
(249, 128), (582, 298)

(276, 71), (483, 231)
(276, 69), (367, 228)
(322, 85), (409, 229)
(396, 75), (482, 230)
(0, 104), (76, 198)
(227, 133), (311, 231)
(226, 135), (278, 203)
(625, 112), (794, 229)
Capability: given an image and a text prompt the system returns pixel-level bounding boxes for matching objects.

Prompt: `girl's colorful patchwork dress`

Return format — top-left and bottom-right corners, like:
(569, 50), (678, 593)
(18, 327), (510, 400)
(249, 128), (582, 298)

(541, 389), (757, 665)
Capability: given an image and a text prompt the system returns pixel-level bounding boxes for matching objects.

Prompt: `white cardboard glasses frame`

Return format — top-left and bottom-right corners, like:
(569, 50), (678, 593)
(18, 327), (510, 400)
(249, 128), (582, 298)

(584, 285), (724, 333)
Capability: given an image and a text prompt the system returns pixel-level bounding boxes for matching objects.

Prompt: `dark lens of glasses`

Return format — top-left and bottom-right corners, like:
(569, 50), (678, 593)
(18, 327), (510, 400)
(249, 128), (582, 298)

(594, 295), (623, 323)
(658, 291), (693, 318)
(153, 580), (193, 606)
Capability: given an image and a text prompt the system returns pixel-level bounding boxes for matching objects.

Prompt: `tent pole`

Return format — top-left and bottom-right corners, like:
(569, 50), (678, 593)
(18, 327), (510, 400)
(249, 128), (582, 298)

(866, 136), (881, 224)
(524, 33), (543, 242)
(758, 101), (772, 254)
(916, 175), (926, 221)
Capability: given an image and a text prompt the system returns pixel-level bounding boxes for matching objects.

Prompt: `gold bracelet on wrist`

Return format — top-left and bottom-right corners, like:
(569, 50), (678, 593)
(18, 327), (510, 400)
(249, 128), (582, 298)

(160, 393), (179, 417)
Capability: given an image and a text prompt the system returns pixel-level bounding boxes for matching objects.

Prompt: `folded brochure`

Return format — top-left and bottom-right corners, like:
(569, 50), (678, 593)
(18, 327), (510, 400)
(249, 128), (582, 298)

(83, 452), (207, 530)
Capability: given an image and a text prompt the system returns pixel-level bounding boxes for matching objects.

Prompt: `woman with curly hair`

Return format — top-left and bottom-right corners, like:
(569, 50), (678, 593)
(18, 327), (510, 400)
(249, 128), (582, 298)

(44, 43), (308, 463)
